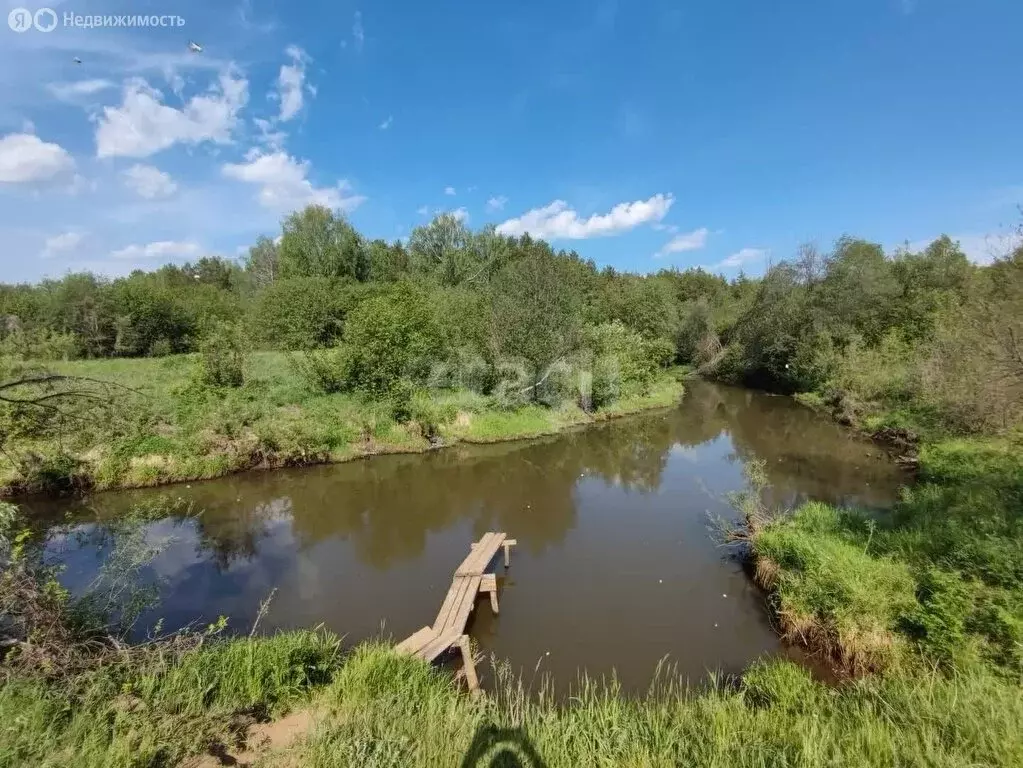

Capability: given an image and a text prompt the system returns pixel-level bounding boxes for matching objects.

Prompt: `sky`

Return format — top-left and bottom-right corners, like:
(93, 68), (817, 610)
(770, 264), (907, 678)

(1, 0), (1021, 283)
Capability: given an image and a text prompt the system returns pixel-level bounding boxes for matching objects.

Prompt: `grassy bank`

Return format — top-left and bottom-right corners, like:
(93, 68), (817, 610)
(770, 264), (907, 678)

(0, 353), (684, 496)
(748, 431), (1022, 679)
(3, 633), (1020, 768)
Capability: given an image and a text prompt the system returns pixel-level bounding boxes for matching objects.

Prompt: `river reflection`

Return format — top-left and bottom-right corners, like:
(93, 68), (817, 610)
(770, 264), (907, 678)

(28, 381), (906, 693)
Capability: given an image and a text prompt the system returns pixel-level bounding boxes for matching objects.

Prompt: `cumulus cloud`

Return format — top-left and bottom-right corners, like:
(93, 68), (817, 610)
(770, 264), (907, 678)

(277, 46), (310, 122)
(656, 227), (709, 256)
(450, 207), (469, 223)
(222, 150), (365, 213)
(40, 231), (85, 259)
(496, 194), (674, 239)
(444, 186), (456, 196)
(110, 240), (201, 261)
(379, 115), (393, 130)
(486, 195), (508, 212)
(0, 133), (74, 183)
(122, 164), (178, 199)
(715, 247), (768, 269)
(95, 69), (248, 159)
(48, 79), (115, 101)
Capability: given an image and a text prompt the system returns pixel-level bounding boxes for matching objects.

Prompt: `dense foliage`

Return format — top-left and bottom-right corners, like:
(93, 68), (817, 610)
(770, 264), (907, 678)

(3, 208), (1018, 437)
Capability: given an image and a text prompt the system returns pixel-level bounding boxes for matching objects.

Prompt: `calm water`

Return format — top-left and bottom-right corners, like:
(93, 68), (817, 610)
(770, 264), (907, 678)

(26, 381), (907, 693)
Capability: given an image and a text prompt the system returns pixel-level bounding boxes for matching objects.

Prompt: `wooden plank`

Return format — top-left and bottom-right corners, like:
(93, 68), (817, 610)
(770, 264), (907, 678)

(395, 626), (437, 656)
(502, 538), (517, 567)
(432, 578), (465, 631)
(455, 532), (506, 576)
(454, 532), (497, 575)
(457, 635), (480, 694)
(434, 576), (473, 630)
(465, 532), (503, 573)
(481, 573), (498, 614)
(418, 628), (461, 662)
(442, 575), (482, 633)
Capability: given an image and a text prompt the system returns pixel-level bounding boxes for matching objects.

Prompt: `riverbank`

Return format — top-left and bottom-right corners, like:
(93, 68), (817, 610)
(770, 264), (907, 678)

(0, 352), (684, 497)
(3, 630), (1020, 767)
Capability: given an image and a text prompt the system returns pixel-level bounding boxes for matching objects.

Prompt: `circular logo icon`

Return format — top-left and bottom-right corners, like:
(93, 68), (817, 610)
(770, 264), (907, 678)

(8, 8), (33, 32)
(34, 8), (58, 32)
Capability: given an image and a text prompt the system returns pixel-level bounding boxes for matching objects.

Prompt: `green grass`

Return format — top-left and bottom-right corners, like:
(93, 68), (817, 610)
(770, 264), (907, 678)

(5, 637), (1020, 768)
(275, 644), (1023, 768)
(0, 630), (341, 768)
(0, 353), (684, 495)
(753, 502), (917, 673)
(750, 435), (1023, 677)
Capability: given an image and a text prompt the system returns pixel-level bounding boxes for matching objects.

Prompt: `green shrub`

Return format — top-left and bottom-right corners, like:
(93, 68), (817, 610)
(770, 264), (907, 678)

(198, 322), (246, 388)
(342, 282), (443, 396)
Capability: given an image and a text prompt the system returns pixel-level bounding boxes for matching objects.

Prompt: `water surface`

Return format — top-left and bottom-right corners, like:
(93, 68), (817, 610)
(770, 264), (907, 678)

(28, 381), (906, 693)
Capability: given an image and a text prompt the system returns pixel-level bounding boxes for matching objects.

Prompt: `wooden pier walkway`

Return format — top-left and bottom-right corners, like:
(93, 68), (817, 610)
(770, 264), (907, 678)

(394, 532), (517, 692)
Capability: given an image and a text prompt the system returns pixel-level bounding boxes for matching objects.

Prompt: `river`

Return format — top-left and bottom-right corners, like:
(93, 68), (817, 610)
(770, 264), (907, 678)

(23, 381), (907, 693)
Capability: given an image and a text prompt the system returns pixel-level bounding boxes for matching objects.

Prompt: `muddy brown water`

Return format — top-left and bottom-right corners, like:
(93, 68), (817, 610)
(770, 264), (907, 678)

(25, 381), (907, 694)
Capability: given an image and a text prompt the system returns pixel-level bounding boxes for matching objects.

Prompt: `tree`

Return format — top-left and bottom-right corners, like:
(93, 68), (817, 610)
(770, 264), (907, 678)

(490, 238), (581, 399)
(245, 236), (281, 289)
(366, 239), (410, 282)
(342, 282), (443, 394)
(278, 205), (368, 281)
(248, 277), (352, 350)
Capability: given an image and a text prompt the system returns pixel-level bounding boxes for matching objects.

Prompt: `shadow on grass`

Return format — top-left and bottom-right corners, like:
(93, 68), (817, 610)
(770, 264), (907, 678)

(459, 724), (548, 768)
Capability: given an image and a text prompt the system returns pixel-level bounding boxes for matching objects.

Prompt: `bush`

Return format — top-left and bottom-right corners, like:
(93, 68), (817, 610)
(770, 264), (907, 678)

(248, 277), (352, 350)
(342, 282), (443, 396)
(288, 347), (350, 394)
(198, 322), (246, 388)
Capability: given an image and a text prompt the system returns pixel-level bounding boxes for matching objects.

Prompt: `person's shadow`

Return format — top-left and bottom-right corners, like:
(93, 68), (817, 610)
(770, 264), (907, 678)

(459, 724), (548, 768)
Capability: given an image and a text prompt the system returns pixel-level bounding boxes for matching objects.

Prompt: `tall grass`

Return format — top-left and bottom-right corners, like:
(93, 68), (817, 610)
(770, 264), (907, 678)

(749, 434), (1023, 677)
(0, 630), (341, 768)
(265, 645), (1023, 768)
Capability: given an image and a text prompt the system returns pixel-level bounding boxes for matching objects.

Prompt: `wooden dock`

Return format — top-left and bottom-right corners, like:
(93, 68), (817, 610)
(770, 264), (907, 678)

(394, 532), (517, 692)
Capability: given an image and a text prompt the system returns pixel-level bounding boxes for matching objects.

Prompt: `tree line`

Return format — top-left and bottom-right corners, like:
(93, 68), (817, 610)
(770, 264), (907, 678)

(1, 205), (1020, 430)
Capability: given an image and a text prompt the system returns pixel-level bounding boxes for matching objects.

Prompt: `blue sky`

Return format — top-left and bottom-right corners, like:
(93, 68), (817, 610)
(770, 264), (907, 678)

(1, 0), (1021, 282)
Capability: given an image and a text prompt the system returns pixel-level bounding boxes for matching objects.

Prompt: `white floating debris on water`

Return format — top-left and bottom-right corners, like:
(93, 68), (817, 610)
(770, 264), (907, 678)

(545, 651), (550, 656)
(722, 593), (727, 598)
(714, 623), (718, 628)
(658, 579), (663, 584)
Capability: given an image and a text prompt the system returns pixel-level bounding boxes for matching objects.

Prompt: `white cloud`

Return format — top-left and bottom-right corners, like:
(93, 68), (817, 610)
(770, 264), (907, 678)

(253, 117), (287, 151)
(95, 69), (248, 159)
(379, 115), (393, 130)
(353, 11), (365, 51)
(222, 150), (365, 213)
(416, 205), (430, 216)
(450, 207), (469, 223)
(496, 194), (674, 239)
(0, 133), (74, 183)
(716, 247), (768, 269)
(122, 164), (178, 199)
(652, 222), (679, 233)
(48, 79), (115, 101)
(277, 46), (310, 122)
(110, 240), (201, 261)
(40, 231), (85, 259)
(486, 195), (508, 212)
(444, 186), (456, 196)
(657, 227), (709, 256)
